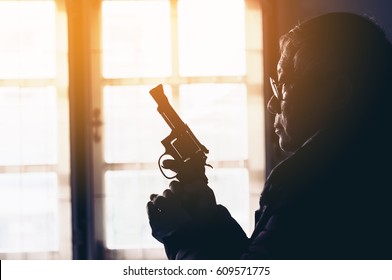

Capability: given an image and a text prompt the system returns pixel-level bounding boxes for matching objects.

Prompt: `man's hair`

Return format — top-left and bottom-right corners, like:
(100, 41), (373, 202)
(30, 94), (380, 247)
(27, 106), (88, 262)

(279, 12), (392, 116)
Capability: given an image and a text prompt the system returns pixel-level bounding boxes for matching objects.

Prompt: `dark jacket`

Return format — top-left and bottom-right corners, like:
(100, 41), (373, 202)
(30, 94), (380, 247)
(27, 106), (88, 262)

(164, 125), (392, 259)
(243, 126), (392, 259)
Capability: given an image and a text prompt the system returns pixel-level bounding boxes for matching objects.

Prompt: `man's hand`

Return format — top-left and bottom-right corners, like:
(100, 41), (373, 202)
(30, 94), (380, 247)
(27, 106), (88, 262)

(147, 179), (217, 243)
(147, 189), (191, 243)
(168, 180), (217, 219)
(148, 155), (217, 245)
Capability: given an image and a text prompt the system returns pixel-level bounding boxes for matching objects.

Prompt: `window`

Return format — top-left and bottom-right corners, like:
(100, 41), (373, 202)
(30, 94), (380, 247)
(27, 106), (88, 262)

(0, 0), (264, 260)
(100, 0), (264, 259)
(0, 0), (71, 259)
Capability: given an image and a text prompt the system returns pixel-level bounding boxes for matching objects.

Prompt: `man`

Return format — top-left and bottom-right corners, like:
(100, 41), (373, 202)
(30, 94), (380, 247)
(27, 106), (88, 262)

(147, 12), (392, 259)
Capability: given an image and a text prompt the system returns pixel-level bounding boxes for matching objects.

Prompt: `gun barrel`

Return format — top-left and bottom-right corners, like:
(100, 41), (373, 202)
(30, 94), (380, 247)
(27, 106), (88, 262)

(149, 84), (210, 174)
(149, 84), (186, 131)
(149, 84), (169, 105)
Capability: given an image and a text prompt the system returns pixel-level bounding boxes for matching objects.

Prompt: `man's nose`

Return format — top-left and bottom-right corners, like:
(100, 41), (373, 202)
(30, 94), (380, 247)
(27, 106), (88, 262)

(267, 95), (281, 114)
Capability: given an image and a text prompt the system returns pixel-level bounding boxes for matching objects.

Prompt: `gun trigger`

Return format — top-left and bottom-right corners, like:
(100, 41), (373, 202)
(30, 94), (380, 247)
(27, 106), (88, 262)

(158, 153), (177, 179)
(205, 163), (213, 169)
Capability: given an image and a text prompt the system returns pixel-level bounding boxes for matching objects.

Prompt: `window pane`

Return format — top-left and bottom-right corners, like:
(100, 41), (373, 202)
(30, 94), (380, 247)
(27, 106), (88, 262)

(0, 1), (55, 79)
(0, 87), (57, 165)
(0, 173), (58, 253)
(178, 0), (246, 76)
(102, 0), (171, 78)
(179, 84), (248, 161)
(206, 168), (249, 233)
(103, 85), (172, 163)
(104, 168), (248, 249)
(105, 170), (166, 249)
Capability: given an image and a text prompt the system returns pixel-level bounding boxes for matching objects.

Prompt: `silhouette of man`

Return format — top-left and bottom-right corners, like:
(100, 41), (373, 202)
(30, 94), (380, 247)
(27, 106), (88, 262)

(147, 12), (392, 259)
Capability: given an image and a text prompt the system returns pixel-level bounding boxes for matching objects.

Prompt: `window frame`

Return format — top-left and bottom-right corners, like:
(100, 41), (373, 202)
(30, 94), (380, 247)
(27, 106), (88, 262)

(94, 0), (265, 259)
(0, 0), (71, 259)
(0, 0), (265, 260)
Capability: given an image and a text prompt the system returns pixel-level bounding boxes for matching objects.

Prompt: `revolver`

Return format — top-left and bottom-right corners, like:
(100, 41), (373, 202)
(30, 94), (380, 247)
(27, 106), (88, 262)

(149, 84), (211, 179)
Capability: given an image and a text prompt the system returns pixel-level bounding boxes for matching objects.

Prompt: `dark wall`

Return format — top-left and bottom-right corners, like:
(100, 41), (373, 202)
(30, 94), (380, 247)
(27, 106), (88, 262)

(262, 0), (392, 174)
(275, 0), (392, 40)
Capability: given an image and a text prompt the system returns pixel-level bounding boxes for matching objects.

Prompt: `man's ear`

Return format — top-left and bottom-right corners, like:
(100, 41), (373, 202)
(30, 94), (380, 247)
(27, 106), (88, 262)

(328, 75), (353, 112)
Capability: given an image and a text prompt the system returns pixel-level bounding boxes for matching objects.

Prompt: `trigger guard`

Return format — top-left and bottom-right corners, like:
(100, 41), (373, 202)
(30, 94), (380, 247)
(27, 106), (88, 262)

(158, 154), (177, 179)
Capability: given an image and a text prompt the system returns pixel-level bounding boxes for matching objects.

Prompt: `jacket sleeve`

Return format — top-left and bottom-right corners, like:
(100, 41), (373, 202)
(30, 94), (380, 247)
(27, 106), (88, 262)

(239, 210), (282, 259)
(239, 200), (330, 260)
(162, 204), (249, 260)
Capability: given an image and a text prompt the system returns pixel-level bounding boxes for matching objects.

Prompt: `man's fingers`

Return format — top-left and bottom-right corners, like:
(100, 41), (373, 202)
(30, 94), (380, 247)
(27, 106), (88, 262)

(169, 180), (184, 196)
(162, 159), (179, 172)
(150, 193), (158, 201)
(162, 189), (174, 199)
(153, 195), (175, 212)
(146, 201), (160, 218)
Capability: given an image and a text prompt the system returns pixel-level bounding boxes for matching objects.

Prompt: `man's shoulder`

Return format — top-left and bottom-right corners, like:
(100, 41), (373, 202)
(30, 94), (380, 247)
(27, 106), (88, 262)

(263, 131), (343, 207)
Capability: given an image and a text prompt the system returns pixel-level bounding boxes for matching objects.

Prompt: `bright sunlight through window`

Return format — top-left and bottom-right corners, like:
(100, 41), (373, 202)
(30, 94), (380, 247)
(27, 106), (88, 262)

(0, 0), (70, 259)
(101, 0), (264, 258)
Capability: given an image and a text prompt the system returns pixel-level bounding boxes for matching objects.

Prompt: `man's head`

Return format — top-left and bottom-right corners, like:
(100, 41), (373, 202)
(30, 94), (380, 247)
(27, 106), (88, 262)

(268, 12), (392, 152)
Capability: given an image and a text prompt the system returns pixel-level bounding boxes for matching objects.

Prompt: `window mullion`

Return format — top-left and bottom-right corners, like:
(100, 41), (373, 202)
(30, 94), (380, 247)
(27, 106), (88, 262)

(170, 0), (180, 105)
(67, 0), (97, 260)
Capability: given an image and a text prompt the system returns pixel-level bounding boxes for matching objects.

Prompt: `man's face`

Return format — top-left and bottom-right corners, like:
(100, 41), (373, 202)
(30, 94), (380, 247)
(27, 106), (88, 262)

(267, 55), (325, 153)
